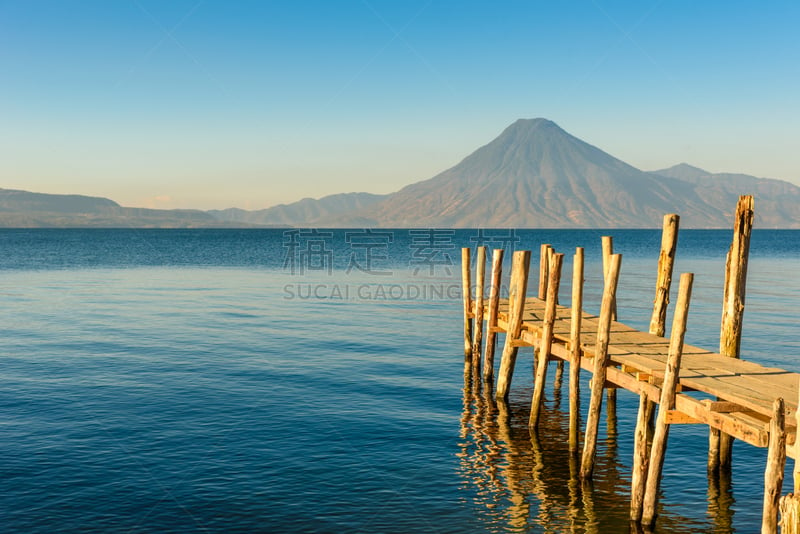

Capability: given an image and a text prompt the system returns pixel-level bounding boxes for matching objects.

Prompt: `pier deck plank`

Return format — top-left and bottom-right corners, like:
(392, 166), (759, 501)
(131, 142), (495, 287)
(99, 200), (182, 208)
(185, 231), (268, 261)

(487, 297), (799, 453)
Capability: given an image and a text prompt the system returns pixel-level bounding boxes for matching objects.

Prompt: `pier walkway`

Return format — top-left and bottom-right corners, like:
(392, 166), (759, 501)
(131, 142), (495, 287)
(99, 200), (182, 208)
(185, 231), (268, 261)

(460, 196), (800, 533)
(491, 297), (799, 452)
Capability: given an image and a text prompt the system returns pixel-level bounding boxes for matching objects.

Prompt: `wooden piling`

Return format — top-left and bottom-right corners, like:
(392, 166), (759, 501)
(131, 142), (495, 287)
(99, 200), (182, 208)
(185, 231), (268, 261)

(538, 244), (551, 300)
(779, 379), (800, 533)
(472, 246), (487, 371)
(462, 247), (473, 362)
(552, 247), (565, 391)
(649, 214), (680, 337)
(537, 245), (561, 390)
(601, 237), (618, 321)
(762, 397), (786, 534)
(495, 250), (531, 400)
(631, 214), (679, 521)
(602, 236), (619, 422)
(568, 247), (584, 453)
(630, 393), (655, 521)
(641, 272), (694, 527)
(530, 252), (564, 430)
(482, 249), (504, 384)
(580, 253), (622, 480)
(715, 195), (754, 470)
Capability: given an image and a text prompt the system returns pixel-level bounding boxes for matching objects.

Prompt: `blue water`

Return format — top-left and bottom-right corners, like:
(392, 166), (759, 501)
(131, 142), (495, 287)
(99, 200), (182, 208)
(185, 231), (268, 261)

(1, 229), (798, 532)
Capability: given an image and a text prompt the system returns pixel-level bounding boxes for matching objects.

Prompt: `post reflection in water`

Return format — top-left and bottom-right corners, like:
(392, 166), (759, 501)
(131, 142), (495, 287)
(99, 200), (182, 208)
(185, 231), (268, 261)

(457, 371), (733, 533)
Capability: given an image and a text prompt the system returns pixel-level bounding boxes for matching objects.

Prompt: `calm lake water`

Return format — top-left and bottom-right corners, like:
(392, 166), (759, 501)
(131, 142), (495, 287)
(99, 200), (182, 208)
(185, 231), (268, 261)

(1, 228), (798, 533)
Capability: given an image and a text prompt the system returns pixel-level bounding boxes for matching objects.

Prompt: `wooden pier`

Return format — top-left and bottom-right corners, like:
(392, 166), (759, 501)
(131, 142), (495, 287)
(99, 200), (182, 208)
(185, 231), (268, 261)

(461, 196), (800, 533)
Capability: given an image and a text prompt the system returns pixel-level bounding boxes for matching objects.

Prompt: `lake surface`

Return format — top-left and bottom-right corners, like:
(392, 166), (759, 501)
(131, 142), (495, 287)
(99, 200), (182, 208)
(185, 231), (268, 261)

(1, 228), (798, 532)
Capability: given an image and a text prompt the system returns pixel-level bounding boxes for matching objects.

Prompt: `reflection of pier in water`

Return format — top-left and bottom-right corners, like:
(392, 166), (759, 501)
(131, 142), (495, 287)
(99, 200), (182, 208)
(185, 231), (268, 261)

(457, 372), (721, 533)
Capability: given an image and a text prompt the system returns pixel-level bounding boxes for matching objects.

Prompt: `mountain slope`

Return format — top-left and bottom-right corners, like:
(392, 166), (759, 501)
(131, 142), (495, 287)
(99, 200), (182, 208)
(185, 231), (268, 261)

(335, 119), (728, 227)
(652, 164), (800, 228)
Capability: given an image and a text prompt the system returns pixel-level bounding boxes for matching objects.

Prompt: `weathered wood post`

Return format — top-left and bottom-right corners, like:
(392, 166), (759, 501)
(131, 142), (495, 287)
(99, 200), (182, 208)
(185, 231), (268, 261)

(630, 384), (655, 522)
(496, 250), (531, 400)
(471, 246), (487, 371)
(537, 245), (557, 389)
(482, 249), (504, 385)
(462, 248), (473, 363)
(530, 252), (564, 430)
(762, 397), (786, 534)
(641, 272), (694, 527)
(568, 247), (585, 454)
(580, 253), (622, 480)
(602, 236), (619, 424)
(711, 195), (754, 473)
(650, 214), (680, 337)
(630, 213), (679, 521)
(778, 379), (800, 533)
(538, 244), (551, 300)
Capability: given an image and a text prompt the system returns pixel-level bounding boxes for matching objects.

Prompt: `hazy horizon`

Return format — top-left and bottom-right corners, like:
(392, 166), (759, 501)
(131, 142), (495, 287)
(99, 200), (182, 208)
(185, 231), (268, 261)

(2, 1), (798, 210)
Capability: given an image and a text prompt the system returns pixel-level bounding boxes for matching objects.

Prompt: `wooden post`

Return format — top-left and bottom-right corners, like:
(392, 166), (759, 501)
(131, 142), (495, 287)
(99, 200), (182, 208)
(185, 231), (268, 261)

(715, 195), (754, 470)
(630, 393), (655, 521)
(529, 252), (564, 430)
(631, 214), (680, 521)
(462, 247), (473, 362)
(602, 236), (618, 422)
(779, 377), (800, 533)
(538, 244), (551, 300)
(650, 214), (680, 337)
(537, 245), (556, 389)
(580, 253), (622, 480)
(551, 246), (564, 391)
(601, 236), (618, 321)
(641, 272), (694, 527)
(762, 397), (786, 534)
(709, 429), (722, 474)
(568, 247), (584, 453)
(482, 249), (504, 384)
(495, 250), (531, 400)
(471, 246), (487, 371)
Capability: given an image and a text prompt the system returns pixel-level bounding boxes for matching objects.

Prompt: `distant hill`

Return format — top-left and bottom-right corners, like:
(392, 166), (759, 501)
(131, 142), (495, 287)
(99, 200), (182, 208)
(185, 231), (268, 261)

(0, 188), (230, 228)
(209, 192), (386, 227)
(651, 163), (800, 228)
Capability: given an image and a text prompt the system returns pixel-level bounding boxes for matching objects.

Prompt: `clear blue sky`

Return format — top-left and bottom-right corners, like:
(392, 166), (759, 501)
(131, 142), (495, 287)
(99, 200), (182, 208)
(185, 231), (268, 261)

(1, 0), (798, 210)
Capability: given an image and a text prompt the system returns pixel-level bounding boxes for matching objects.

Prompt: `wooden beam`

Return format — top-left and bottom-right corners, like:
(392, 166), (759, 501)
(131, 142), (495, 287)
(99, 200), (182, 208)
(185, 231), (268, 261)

(665, 410), (702, 424)
(703, 400), (756, 413)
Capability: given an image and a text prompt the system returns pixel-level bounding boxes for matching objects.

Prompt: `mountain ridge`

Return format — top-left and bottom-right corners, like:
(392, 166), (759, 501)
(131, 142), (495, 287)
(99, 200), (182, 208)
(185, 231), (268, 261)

(3, 119), (799, 228)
